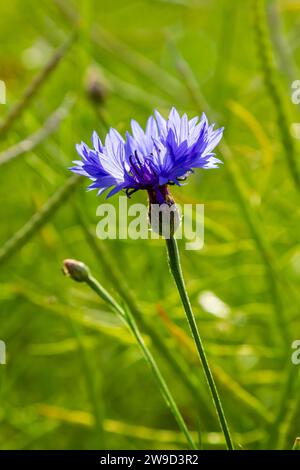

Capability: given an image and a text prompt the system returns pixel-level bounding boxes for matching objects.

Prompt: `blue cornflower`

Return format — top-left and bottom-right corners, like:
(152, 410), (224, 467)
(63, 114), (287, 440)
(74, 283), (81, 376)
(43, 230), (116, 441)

(71, 107), (223, 203)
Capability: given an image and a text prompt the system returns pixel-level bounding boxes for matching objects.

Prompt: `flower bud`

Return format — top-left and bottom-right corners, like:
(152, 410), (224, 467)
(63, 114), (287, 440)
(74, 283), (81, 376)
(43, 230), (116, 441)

(147, 186), (181, 238)
(85, 66), (108, 106)
(63, 259), (90, 282)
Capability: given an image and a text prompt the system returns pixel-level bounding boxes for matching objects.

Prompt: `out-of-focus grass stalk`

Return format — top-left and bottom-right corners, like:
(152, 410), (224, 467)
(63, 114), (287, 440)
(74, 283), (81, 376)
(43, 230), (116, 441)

(220, 141), (290, 346)
(121, 304), (196, 451)
(63, 259), (197, 450)
(91, 26), (187, 101)
(166, 237), (234, 451)
(253, 0), (300, 192)
(68, 318), (106, 446)
(266, 0), (297, 82)
(91, 66), (168, 111)
(36, 403), (265, 448)
(53, 0), (187, 102)
(0, 95), (75, 166)
(76, 210), (213, 418)
(226, 100), (274, 195)
(280, 374), (300, 449)
(0, 175), (81, 266)
(268, 364), (299, 449)
(7, 281), (134, 344)
(158, 303), (273, 424)
(212, 0), (238, 108)
(84, 66), (111, 132)
(0, 32), (77, 137)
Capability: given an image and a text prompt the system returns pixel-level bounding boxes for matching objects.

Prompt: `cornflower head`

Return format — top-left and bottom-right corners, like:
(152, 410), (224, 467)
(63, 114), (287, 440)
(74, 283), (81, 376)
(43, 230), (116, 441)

(71, 107), (223, 234)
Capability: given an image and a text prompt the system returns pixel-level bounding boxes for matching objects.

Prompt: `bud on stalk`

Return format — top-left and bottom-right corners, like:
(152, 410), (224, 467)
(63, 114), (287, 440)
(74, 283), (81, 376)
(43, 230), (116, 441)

(63, 259), (91, 282)
(147, 185), (181, 238)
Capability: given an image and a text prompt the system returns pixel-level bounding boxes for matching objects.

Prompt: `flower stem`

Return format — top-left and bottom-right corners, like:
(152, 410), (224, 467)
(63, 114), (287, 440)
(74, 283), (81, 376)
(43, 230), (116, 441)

(64, 260), (197, 450)
(166, 236), (234, 450)
(86, 274), (196, 450)
(76, 213), (212, 415)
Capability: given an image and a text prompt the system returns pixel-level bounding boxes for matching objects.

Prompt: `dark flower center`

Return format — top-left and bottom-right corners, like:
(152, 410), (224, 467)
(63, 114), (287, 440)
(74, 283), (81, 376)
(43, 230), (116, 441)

(128, 151), (157, 187)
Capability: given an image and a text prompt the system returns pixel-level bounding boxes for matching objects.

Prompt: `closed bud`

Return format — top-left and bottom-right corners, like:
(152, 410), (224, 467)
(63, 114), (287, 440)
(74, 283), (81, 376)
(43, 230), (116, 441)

(147, 186), (181, 238)
(85, 66), (108, 106)
(63, 259), (90, 282)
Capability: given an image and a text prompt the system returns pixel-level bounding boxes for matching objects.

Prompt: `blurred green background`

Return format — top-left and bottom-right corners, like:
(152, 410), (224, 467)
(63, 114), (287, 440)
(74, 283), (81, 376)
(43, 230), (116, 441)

(0, 0), (300, 450)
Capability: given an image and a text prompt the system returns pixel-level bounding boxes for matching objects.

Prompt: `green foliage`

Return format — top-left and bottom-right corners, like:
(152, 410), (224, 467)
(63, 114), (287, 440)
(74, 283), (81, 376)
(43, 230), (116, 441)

(0, 0), (300, 450)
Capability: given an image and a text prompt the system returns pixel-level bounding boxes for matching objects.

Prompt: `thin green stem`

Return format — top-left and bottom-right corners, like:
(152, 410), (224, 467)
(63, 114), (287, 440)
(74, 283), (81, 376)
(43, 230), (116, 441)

(123, 304), (198, 451)
(166, 236), (234, 451)
(75, 269), (197, 450)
